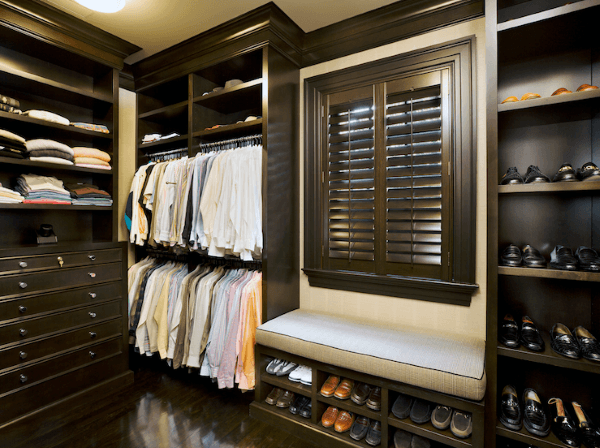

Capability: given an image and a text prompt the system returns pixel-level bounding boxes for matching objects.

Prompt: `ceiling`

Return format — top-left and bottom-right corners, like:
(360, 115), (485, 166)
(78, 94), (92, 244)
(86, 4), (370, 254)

(41, 0), (401, 65)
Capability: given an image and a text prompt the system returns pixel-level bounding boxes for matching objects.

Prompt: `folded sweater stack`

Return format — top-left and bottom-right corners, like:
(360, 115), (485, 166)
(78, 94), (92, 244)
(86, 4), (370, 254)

(72, 147), (111, 170)
(0, 183), (24, 203)
(25, 139), (74, 165)
(0, 129), (27, 159)
(16, 174), (72, 204)
(66, 183), (113, 206)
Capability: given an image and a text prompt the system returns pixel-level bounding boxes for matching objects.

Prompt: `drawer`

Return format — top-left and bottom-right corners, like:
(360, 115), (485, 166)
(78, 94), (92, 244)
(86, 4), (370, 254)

(0, 319), (122, 371)
(0, 248), (122, 275)
(0, 337), (122, 395)
(0, 282), (121, 320)
(0, 262), (121, 298)
(0, 300), (121, 346)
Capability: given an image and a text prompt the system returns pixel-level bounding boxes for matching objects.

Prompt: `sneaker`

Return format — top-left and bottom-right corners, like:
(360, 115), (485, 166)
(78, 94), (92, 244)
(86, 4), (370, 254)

(288, 365), (305, 382)
(276, 361), (298, 377)
(300, 366), (312, 386)
(266, 358), (284, 375)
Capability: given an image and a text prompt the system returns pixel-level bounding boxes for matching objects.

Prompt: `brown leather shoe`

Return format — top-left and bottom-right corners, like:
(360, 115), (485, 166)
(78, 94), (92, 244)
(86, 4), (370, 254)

(366, 386), (382, 411)
(321, 406), (339, 428)
(265, 387), (283, 405)
(334, 410), (355, 433)
(334, 378), (355, 400)
(320, 375), (341, 397)
(276, 390), (295, 408)
(351, 382), (372, 406)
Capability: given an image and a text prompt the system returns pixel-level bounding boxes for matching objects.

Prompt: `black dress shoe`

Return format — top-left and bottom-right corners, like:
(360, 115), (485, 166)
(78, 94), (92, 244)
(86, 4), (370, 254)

(521, 316), (545, 352)
(349, 415), (370, 441)
(572, 401), (600, 448)
(575, 247), (600, 272)
(524, 165), (550, 183)
(523, 388), (551, 437)
(499, 314), (520, 348)
(550, 245), (578, 271)
(551, 323), (581, 359)
(299, 398), (312, 419)
(522, 245), (546, 268)
(501, 167), (524, 185)
(289, 395), (308, 415)
(499, 385), (522, 431)
(548, 397), (580, 447)
(392, 393), (413, 419)
(501, 244), (522, 267)
(577, 162), (600, 181)
(553, 163), (578, 182)
(573, 326), (600, 362)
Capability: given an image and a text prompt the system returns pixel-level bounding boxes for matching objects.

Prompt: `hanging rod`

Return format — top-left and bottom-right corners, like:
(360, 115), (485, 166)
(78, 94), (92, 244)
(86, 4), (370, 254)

(198, 134), (262, 151)
(143, 147), (188, 158)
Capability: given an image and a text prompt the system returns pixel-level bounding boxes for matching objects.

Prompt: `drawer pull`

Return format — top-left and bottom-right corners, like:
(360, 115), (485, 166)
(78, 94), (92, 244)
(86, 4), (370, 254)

(57, 256), (63, 268)
(20, 374), (27, 383)
(89, 312), (97, 318)
(89, 255), (96, 261)
(89, 292), (97, 299)
(89, 351), (96, 359)
(88, 272), (96, 278)
(19, 261), (27, 268)
(19, 351), (27, 360)
(19, 328), (27, 337)
(18, 305), (27, 313)
(19, 282), (27, 289)
(89, 332), (97, 339)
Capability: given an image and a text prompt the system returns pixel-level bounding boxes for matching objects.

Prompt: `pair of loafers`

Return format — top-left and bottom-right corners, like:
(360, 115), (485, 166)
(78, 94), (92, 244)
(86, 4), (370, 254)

(500, 166), (549, 185)
(550, 245), (600, 271)
(265, 387), (295, 408)
(499, 385), (550, 437)
(551, 323), (600, 361)
(548, 398), (600, 448)
(391, 394), (432, 424)
(431, 405), (472, 439)
(499, 314), (545, 352)
(265, 358), (298, 376)
(349, 417), (381, 445)
(289, 395), (312, 418)
(501, 244), (546, 268)
(553, 162), (600, 182)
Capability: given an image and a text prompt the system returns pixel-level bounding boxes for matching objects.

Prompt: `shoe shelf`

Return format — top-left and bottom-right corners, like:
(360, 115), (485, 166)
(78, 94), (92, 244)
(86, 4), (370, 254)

(498, 266), (600, 282)
(498, 182), (600, 194)
(497, 88), (600, 113)
(496, 422), (569, 448)
(318, 395), (383, 421)
(388, 415), (472, 448)
(137, 100), (189, 121)
(497, 0), (600, 32)
(261, 371), (312, 396)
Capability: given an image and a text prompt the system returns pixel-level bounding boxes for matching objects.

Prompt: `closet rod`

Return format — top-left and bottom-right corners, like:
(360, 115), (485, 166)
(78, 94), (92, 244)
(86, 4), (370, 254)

(143, 147), (188, 158)
(144, 247), (262, 268)
(198, 134), (262, 150)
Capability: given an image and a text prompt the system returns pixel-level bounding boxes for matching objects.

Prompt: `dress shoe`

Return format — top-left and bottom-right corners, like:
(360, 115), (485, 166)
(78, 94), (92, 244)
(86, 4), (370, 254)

(523, 388), (551, 437)
(522, 93), (541, 101)
(266, 358), (284, 374)
(551, 323), (581, 359)
(276, 361), (298, 377)
(575, 247), (600, 272)
(394, 429), (413, 448)
(577, 162), (600, 181)
(289, 395), (309, 415)
(573, 326), (600, 362)
(365, 420), (381, 446)
(553, 163), (578, 182)
(276, 390), (295, 408)
(520, 316), (545, 352)
(501, 244), (522, 267)
(265, 387), (283, 405)
(524, 165), (550, 183)
(392, 393), (413, 419)
(410, 399), (433, 424)
(334, 410), (355, 433)
(299, 399), (312, 419)
(500, 314), (520, 348)
(499, 384), (522, 431)
(366, 386), (382, 411)
(451, 410), (473, 439)
(321, 406), (339, 427)
(320, 375), (340, 397)
(349, 415), (370, 441)
(431, 405), (452, 430)
(502, 96), (519, 104)
(334, 378), (354, 400)
(351, 382), (371, 406)
(522, 245), (546, 268)
(577, 84), (599, 92)
(548, 397), (580, 447)
(572, 402), (600, 448)
(552, 88), (573, 96)
(501, 167), (524, 185)
(550, 245), (578, 271)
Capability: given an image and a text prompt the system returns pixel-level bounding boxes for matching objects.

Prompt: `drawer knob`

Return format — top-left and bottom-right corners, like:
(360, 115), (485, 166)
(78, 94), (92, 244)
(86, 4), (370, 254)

(88, 255), (96, 261)
(89, 351), (96, 359)
(19, 261), (27, 268)
(19, 351), (27, 360)
(89, 332), (97, 339)
(89, 312), (97, 318)
(19, 282), (27, 289)
(18, 305), (27, 313)
(19, 328), (27, 337)
(89, 292), (97, 299)
(88, 272), (96, 278)
(57, 256), (63, 268)
(19, 374), (27, 383)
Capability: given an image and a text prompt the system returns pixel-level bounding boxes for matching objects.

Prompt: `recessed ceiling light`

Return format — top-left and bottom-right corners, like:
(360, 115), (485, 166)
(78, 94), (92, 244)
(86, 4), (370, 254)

(74, 0), (126, 13)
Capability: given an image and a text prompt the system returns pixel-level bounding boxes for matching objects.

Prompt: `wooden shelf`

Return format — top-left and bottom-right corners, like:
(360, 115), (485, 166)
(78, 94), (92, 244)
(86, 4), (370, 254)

(498, 89), (600, 113)
(193, 78), (262, 114)
(137, 135), (188, 150)
(317, 395), (382, 421)
(261, 372), (312, 396)
(498, 266), (600, 281)
(0, 111), (112, 140)
(498, 0), (600, 31)
(138, 100), (188, 121)
(0, 157), (112, 175)
(0, 204), (112, 210)
(498, 181), (600, 193)
(192, 118), (262, 139)
(388, 415), (472, 448)
(496, 422), (566, 448)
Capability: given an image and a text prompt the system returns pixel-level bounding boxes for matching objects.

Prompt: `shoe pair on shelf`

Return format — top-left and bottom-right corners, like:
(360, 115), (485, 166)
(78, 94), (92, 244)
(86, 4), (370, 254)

(550, 246), (600, 272)
(265, 358), (312, 384)
(547, 398), (600, 448)
(265, 387), (295, 408)
(499, 386), (550, 437)
(289, 395), (312, 418)
(348, 415), (381, 445)
(320, 375), (381, 410)
(501, 244), (546, 268)
(501, 166), (549, 185)
(393, 429), (430, 448)
(551, 323), (600, 362)
(499, 314), (544, 352)
(288, 365), (312, 385)
(500, 162), (600, 185)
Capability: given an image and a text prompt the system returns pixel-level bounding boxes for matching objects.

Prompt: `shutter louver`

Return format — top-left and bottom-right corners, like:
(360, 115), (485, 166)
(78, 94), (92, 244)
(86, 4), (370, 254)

(327, 98), (375, 262)
(385, 86), (443, 266)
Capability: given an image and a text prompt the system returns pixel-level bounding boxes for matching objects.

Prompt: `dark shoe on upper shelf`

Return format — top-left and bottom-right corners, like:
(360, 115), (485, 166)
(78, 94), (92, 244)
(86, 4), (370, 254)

(523, 388), (551, 437)
(521, 316), (545, 352)
(365, 420), (381, 446)
(351, 382), (372, 406)
(499, 385), (522, 431)
(499, 314), (520, 349)
(410, 399), (433, 424)
(334, 378), (354, 400)
(349, 415), (370, 441)
(431, 405), (453, 430)
(522, 244), (547, 268)
(524, 165), (550, 184)
(551, 323), (581, 359)
(572, 401), (600, 448)
(550, 245), (579, 271)
(573, 326), (600, 362)
(575, 247), (600, 272)
(450, 410), (473, 439)
(392, 393), (414, 419)
(577, 162), (600, 181)
(501, 167), (524, 185)
(548, 397), (580, 447)
(366, 386), (382, 411)
(553, 163), (578, 182)
(501, 244), (522, 267)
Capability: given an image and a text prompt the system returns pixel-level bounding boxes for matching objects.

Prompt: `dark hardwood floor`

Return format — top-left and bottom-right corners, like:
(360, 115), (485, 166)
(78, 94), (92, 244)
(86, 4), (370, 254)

(3, 353), (321, 448)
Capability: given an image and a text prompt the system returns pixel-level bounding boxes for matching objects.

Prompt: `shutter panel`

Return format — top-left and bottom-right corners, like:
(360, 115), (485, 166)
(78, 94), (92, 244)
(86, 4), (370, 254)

(385, 85), (443, 267)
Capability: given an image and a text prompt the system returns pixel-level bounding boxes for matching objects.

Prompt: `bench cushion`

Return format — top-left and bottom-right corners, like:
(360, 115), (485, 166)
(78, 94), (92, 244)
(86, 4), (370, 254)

(256, 310), (486, 401)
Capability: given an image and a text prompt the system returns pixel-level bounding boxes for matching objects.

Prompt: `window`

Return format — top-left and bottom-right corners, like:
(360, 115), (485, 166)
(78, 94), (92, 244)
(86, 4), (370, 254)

(304, 39), (478, 305)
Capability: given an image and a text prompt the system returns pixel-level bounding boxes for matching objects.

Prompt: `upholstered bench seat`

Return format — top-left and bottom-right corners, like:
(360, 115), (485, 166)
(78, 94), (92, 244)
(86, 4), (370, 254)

(256, 309), (486, 401)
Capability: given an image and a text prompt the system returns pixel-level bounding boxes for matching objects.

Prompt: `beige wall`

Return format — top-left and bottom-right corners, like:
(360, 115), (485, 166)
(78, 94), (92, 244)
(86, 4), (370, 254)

(299, 18), (487, 340)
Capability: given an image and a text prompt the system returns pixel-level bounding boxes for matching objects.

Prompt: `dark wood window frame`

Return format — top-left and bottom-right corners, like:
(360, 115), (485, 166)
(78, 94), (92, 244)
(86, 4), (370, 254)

(303, 38), (479, 306)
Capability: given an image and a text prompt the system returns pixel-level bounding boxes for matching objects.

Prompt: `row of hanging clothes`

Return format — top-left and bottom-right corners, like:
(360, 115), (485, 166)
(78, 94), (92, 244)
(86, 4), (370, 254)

(125, 134), (263, 261)
(128, 250), (263, 391)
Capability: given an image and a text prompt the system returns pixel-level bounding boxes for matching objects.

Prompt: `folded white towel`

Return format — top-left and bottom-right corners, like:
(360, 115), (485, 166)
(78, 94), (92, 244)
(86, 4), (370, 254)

(23, 110), (70, 126)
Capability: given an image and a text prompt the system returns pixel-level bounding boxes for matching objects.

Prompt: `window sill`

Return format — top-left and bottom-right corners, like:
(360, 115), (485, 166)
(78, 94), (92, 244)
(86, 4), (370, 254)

(302, 268), (478, 306)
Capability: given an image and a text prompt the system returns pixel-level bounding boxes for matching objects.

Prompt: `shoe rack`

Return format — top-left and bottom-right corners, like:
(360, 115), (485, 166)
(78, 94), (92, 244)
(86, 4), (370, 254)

(486, 0), (600, 447)
(251, 345), (485, 447)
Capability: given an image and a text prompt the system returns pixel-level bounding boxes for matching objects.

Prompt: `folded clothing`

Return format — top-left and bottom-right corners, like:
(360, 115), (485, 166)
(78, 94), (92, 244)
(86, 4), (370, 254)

(72, 198), (113, 206)
(16, 174), (69, 195)
(23, 110), (70, 126)
(71, 123), (109, 133)
(23, 198), (71, 205)
(65, 183), (111, 199)
(72, 147), (111, 162)
(0, 104), (22, 114)
(25, 139), (74, 156)
(74, 157), (109, 167)
(0, 146), (26, 159)
(75, 163), (111, 170)
(0, 129), (27, 154)
(28, 148), (74, 163)
(29, 156), (74, 166)
(0, 93), (20, 108)
(0, 185), (23, 203)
